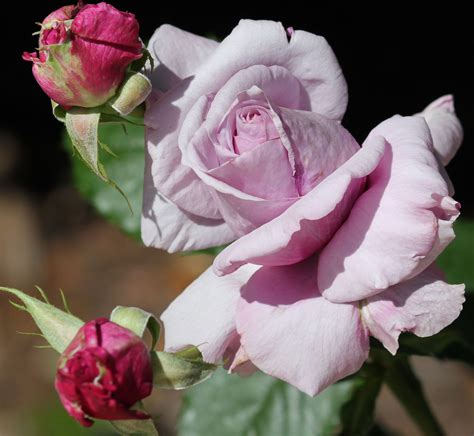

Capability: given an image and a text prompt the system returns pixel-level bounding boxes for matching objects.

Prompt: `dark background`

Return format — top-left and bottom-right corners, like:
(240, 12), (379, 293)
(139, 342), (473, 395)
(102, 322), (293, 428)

(2, 3), (473, 213)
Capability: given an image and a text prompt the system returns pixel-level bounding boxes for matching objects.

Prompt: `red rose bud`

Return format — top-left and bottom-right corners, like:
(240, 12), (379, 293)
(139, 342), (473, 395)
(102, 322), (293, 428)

(55, 318), (153, 427)
(23, 2), (143, 108)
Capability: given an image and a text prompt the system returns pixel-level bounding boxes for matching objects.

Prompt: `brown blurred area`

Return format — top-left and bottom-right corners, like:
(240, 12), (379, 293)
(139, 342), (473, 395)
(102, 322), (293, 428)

(0, 129), (473, 435)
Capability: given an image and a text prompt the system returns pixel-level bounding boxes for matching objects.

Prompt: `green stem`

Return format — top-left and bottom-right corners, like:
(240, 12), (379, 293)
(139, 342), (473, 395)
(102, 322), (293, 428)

(383, 355), (444, 435)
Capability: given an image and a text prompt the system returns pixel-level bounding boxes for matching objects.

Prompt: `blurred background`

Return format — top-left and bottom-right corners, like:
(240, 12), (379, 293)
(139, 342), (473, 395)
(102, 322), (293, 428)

(0, 3), (473, 435)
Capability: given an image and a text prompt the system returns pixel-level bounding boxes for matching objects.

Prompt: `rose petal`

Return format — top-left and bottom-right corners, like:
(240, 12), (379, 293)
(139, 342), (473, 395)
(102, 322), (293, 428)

(202, 65), (307, 136)
(362, 264), (465, 354)
(214, 135), (386, 275)
(209, 139), (298, 200)
(72, 3), (142, 50)
(147, 24), (219, 92)
(142, 151), (236, 252)
(236, 260), (369, 396)
(319, 116), (459, 303)
(146, 95), (222, 219)
(161, 265), (259, 363)
(277, 107), (360, 195)
(419, 95), (463, 166)
(141, 190), (236, 253)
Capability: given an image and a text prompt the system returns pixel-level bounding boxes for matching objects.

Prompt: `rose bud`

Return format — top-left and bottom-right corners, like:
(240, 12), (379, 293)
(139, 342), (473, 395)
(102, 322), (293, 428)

(23, 2), (143, 108)
(55, 318), (153, 427)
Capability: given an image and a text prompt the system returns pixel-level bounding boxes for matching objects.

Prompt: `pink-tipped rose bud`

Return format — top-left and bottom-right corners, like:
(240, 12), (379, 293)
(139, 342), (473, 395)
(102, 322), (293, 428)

(23, 2), (143, 108)
(55, 318), (153, 427)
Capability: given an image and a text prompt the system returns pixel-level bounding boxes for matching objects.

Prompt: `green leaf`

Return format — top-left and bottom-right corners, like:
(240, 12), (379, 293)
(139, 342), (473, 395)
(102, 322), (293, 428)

(69, 123), (145, 240)
(179, 369), (360, 436)
(110, 306), (161, 350)
(0, 287), (84, 353)
(152, 348), (216, 390)
(341, 363), (384, 435)
(437, 219), (474, 290)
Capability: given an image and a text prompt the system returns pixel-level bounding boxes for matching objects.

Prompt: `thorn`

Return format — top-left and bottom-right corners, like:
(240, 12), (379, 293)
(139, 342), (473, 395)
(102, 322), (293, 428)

(9, 300), (28, 312)
(35, 286), (50, 304)
(59, 289), (72, 314)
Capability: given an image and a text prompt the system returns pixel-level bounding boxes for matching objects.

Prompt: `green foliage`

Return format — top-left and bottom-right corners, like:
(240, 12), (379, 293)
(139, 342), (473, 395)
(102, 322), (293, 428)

(438, 219), (474, 289)
(69, 123), (145, 241)
(179, 369), (363, 436)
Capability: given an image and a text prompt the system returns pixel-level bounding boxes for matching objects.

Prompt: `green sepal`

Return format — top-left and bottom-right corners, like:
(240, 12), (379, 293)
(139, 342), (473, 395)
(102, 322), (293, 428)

(111, 402), (159, 436)
(65, 109), (132, 212)
(110, 306), (161, 350)
(109, 72), (152, 116)
(152, 346), (216, 390)
(51, 100), (66, 123)
(0, 287), (84, 353)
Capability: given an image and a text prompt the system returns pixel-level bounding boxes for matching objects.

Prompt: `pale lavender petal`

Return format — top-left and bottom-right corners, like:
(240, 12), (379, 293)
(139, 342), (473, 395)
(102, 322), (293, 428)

(141, 191), (236, 253)
(188, 19), (347, 120)
(362, 264), (465, 354)
(145, 90), (222, 219)
(319, 116), (460, 303)
(277, 107), (360, 195)
(236, 260), (369, 396)
(161, 265), (259, 363)
(147, 24), (218, 92)
(214, 135), (386, 275)
(419, 95), (463, 166)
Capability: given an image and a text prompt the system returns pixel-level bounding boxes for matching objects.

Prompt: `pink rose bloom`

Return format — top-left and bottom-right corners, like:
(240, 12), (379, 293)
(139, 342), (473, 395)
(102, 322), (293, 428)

(142, 20), (351, 251)
(55, 318), (153, 426)
(23, 2), (143, 108)
(144, 21), (464, 395)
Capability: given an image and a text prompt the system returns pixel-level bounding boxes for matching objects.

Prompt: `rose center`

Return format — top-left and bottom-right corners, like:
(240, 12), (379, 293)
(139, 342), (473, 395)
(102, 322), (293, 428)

(233, 105), (279, 154)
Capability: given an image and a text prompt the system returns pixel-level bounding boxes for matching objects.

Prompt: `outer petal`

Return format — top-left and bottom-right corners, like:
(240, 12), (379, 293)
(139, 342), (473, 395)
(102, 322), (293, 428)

(319, 116), (460, 303)
(147, 24), (219, 92)
(236, 260), (369, 396)
(214, 135), (386, 275)
(361, 264), (465, 354)
(72, 3), (142, 50)
(161, 265), (259, 363)
(141, 154), (236, 252)
(146, 95), (222, 219)
(150, 19), (347, 123)
(419, 95), (463, 166)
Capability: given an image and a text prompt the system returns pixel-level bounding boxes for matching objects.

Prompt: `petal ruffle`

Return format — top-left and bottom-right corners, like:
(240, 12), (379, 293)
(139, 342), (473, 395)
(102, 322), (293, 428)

(147, 24), (218, 92)
(419, 95), (463, 166)
(361, 264), (465, 354)
(319, 116), (460, 303)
